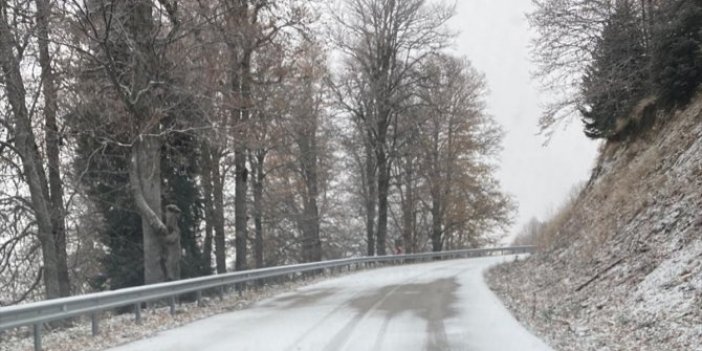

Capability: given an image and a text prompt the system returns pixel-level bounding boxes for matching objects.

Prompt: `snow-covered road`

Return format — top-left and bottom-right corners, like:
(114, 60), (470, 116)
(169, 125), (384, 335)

(108, 256), (552, 351)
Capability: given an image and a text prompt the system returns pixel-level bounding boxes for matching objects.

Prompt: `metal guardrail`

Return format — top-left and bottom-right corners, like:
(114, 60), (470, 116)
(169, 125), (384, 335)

(0, 246), (534, 350)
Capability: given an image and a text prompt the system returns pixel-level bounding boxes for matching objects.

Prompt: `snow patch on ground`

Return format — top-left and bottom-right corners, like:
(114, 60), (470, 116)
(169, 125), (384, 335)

(634, 239), (702, 315)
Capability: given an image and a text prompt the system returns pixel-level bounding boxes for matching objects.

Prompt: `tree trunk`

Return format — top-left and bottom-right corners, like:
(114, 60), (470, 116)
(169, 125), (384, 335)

(303, 198), (321, 263)
(233, 48), (252, 271)
(129, 137), (166, 284)
(234, 147), (248, 271)
(201, 142), (215, 273)
(124, 0), (169, 285)
(376, 144), (389, 256)
(211, 151), (227, 274)
(430, 123), (443, 253)
(252, 151), (265, 268)
(35, 0), (70, 297)
(431, 197), (442, 252)
(364, 140), (376, 256)
(300, 136), (321, 263)
(401, 157), (415, 254)
(0, 8), (61, 299)
(302, 201), (321, 262)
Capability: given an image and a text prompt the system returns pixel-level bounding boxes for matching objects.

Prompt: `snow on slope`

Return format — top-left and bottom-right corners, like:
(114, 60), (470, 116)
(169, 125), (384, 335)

(487, 97), (702, 351)
(107, 256), (551, 351)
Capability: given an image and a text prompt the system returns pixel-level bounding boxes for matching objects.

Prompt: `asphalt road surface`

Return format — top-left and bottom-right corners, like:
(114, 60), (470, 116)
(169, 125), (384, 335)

(108, 256), (552, 351)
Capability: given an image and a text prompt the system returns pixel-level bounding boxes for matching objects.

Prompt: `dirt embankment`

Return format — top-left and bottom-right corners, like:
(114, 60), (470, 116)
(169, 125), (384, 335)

(487, 97), (702, 351)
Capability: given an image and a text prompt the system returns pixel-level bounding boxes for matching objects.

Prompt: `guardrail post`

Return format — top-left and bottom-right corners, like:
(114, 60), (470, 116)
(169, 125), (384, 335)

(33, 323), (42, 351)
(135, 303), (142, 324)
(218, 286), (225, 301)
(196, 290), (203, 307)
(91, 312), (99, 336)
(169, 296), (176, 316)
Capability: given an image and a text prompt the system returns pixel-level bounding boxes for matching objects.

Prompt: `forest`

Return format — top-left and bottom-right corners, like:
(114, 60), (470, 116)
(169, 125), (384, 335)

(0, 0), (513, 304)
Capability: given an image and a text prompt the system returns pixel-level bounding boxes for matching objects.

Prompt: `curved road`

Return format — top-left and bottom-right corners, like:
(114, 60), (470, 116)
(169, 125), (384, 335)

(109, 256), (552, 351)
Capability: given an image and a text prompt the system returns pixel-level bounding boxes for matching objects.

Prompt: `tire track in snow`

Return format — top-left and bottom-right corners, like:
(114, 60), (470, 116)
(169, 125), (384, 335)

(319, 263), (457, 351)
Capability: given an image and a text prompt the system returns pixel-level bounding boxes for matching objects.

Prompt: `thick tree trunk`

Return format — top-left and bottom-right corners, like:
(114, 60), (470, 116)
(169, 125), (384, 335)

(35, 0), (70, 297)
(0, 7), (61, 300)
(211, 151), (227, 274)
(129, 137), (167, 284)
(124, 0), (168, 285)
(301, 199), (321, 262)
(302, 203), (321, 262)
(252, 152), (265, 268)
(300, 139), (321, 263)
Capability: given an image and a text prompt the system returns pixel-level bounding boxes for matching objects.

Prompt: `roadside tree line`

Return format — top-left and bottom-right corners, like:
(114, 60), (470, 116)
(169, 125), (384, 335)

(0, 0), (512, 304)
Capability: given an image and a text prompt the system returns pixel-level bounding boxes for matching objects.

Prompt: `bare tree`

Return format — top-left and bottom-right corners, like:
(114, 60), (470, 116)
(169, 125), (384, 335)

(415, 55), (512, 251)
(332, 66), (378, 256)
(288, 42), (327, 262)
(393, 110), (421, 254)
(207, 0), (308, 271)
(0, 0), (68, 299)
(188, 2), (230, 273)
(332, 0), (454, 255)
(35, 0), (71, 297)
(69, 0), (188, 284)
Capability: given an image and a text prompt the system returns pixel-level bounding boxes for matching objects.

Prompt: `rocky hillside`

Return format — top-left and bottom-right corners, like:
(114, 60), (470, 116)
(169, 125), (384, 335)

(487, 96), (702, 351)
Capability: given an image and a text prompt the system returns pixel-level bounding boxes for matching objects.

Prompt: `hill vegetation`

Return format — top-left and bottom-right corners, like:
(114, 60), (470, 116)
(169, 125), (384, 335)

(489, 0), (702, 349)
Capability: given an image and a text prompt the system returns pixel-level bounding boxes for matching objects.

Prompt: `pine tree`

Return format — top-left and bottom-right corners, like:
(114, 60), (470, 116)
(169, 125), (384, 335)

(651, 0), (702, 107)
(580, 0), (648, 139)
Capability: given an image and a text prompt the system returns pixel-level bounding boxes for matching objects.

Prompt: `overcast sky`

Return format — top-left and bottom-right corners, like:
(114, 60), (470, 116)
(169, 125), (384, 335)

(449, 0), (600, 240)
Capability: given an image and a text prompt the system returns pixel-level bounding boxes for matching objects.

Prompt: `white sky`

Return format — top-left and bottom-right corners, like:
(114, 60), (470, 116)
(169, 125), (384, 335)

(449, 0), (600, 240)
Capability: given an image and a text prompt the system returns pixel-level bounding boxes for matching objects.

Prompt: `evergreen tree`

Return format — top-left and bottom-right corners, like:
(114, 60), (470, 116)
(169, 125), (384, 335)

(651, 0), (702, 107)
(75, 127), (206, 289)
(580, 0), (648, 139)
(161, 127), (207, 279)
(74, 130), (144, 290)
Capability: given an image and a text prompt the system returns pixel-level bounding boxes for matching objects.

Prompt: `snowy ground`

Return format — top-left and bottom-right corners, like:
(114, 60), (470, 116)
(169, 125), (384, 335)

(485, 97), (702, 351)
(1, 279), (319, 351)
(107, 256), (551, 351)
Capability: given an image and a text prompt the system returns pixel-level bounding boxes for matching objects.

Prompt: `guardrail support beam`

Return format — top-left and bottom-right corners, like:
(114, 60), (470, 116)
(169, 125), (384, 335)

(91, 312), (99, 336)
(33, 323), (42, 351)
(135, 303), (142, 324)
(196, 290), (203, 307)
